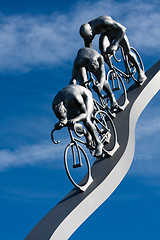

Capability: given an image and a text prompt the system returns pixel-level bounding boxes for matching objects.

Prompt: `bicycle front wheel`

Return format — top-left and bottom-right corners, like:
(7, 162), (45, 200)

(94, 110), (119, 156)
(107, 69), (129, 110)
(64, 142), (93, 191)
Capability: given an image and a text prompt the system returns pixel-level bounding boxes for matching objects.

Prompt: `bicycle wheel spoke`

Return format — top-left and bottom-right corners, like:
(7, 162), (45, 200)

(96, 117), (109, 132)
(76, 143), (82, 167)
(71, 144), (76, 167)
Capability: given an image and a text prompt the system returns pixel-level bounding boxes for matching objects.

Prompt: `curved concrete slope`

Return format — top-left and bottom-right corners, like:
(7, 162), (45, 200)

(25, 61), (160, 240)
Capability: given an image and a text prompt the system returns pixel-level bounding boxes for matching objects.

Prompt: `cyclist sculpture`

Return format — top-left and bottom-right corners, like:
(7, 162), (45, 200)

(80, 15), (147, 85)
(51, 15), (147, 191)
(52, 84), (103, 157)
(71, 47), (118, 110)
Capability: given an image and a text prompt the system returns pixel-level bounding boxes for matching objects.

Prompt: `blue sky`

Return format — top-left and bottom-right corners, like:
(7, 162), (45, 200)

(0, 0), (160, 239)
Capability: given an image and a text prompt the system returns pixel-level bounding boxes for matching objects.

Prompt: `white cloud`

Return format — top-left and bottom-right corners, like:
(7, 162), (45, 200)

(129, 109), (160, 177)
(0, 141), (65, 171)
(136, 116), (160, 139)
(0, 106), (160, 177)
(0, 0), (159, 72)
(0, 99), (160, 174)
(0, 0), (159, 175)
(0, 13), (79, 72)
(2, 187), (64, 202)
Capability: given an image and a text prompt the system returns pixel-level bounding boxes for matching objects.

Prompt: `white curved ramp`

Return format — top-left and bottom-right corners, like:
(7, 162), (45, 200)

(25, 61), (160, 240)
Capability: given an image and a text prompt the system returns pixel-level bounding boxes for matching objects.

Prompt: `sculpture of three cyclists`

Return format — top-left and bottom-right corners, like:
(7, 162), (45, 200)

(52, 16), (147, 157)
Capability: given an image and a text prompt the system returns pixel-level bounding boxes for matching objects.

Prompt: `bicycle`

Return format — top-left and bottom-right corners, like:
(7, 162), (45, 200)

(51, 123), (93, 192)
(105, 46), (145, 110)
(51, 104), (119, 191)
(73, 76), (120, 156)
(84, 73), (119, 118)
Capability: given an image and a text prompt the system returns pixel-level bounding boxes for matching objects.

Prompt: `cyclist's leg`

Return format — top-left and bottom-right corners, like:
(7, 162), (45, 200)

(103, 81), (118, 110)
(77, 67), (89, 87)
(94, 110), (119, 156)
(74, 122), (93, 147)
(99, 33), (118, 109)
(83, 99), (103, 157)
(84, 118), (103, 157)
(99, 33), (112, 68)
(120, 35), (146, 83)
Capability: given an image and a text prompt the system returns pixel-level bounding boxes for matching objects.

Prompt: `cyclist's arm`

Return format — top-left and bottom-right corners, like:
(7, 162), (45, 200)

(72, 64), (88, 87)
(71, 61), (78, 82)
(78, 67), (88, 86)
(54, 120), (67, 130)
(68, 96), (87, 124)
(97, 56), (105, 87)
(93, 56), (105, 92)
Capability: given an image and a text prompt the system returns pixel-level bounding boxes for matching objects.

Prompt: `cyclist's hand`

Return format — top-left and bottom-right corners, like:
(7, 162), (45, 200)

(106, 44), (118, 54)
(67, 119), (75, 126)
(54, 122), (65, 130)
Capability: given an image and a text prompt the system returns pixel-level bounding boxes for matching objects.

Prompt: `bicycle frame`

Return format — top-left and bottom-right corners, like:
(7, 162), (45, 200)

(107, 47), (134, 89)
(84, 76), (116, 117)
(107, 45), (144, 89)
(51, 125), (88, 166)
(52, 125), (93, 191)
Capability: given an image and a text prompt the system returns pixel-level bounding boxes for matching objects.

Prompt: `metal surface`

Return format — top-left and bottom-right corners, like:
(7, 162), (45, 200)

(25, 61), (160, 240)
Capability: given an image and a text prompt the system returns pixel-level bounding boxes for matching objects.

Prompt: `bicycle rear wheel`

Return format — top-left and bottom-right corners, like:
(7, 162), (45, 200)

(107, 69), (129, 110)
(64, 142), (93, 191)
(93, 110), (119, 156)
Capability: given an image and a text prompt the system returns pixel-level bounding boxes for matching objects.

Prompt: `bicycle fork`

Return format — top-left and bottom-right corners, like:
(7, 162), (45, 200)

(107, 56), (121, 92)
(68, 127), (83, 168)
(110, 70), (121, 91)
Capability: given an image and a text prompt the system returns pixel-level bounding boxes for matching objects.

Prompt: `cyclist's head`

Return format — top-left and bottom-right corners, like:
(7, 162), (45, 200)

(53, 102), (67, 121)
(80, 23), (93, 40)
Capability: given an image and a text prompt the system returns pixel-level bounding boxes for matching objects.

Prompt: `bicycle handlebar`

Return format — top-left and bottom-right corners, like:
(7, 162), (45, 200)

(51, 128), (61, 144)
(51, 122), (74, 144)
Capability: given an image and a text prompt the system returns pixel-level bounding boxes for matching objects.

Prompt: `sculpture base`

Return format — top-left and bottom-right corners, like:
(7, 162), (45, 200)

(25, 61), (160, 240)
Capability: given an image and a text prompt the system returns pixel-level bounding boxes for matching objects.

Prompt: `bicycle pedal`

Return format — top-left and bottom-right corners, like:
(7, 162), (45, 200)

(107, 109), (116, 118)
(91, 150), (95, 156)
(101, 94), (108, 99)
(129, 63), (134, 68)
(73, 163), (82, 168)
(103, 131), (111, 144)
(100, 129), (107, 134)
(112, 86), (121, 91)
(125, 78), (130, 84)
